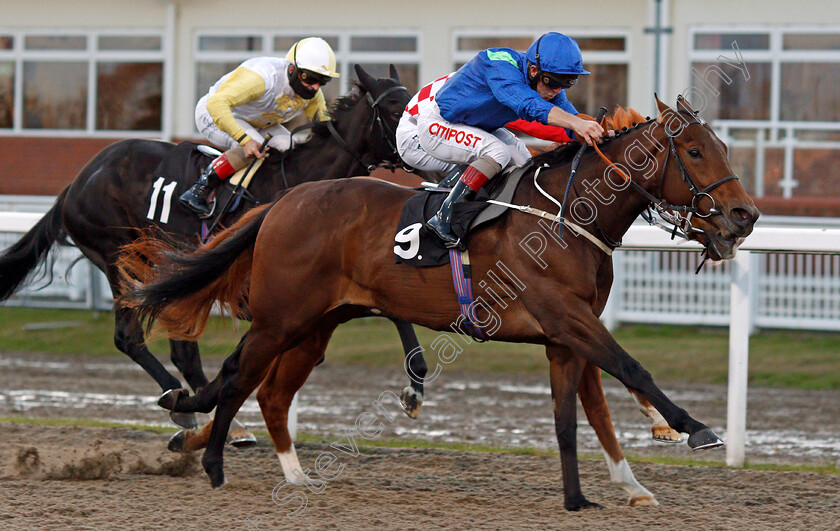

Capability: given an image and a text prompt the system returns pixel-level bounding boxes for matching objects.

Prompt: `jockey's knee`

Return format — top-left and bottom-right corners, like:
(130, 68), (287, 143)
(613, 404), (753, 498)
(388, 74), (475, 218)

(267, 134), (291, 152)
(475, 143), (511, 173)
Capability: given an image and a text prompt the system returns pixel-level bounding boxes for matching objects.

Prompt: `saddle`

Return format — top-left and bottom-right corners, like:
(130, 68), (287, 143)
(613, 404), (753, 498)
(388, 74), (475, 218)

(153, 142), (265, 220)
(393, 163), (532, 267)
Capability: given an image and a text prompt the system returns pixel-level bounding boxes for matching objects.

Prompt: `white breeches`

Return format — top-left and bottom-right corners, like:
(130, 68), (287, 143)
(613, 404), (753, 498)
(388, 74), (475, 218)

(396, 103), (531, 174)
(195, 95), (294, 152)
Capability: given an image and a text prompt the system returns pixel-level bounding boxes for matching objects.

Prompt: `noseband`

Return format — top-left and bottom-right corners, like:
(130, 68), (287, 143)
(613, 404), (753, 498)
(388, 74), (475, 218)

(327, 84), (409, 173)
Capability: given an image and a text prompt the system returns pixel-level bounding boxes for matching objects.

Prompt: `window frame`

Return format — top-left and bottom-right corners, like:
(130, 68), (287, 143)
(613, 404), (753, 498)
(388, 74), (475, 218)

(689, 25), (840, 126)
(193, 28), (423, 106)
(451, 28), (631, 69)
(0, 27), (166, 137)
(689, 26), (840, 199)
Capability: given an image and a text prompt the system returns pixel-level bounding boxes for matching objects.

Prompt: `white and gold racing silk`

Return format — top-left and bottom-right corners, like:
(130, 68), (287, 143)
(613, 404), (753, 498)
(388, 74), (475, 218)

(203, 57), (329, 146)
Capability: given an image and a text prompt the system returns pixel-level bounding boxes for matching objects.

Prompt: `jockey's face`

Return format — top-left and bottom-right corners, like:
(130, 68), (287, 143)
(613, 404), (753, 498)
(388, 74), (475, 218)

(298, 69), (331, 89)
(529, 65), (573, 101)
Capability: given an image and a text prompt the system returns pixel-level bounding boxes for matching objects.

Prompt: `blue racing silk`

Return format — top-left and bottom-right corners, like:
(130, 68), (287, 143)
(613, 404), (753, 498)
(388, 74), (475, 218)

(434, 47), (578, 131)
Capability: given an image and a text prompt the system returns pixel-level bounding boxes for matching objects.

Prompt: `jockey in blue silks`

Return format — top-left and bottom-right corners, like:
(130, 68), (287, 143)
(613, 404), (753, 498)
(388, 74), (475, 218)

(396, 32), (605, 247)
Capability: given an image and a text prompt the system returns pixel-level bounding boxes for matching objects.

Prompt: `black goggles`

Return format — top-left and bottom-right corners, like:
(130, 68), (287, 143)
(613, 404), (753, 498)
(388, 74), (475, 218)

(299, 69), (332, 86)
(541, 72), (578, 90)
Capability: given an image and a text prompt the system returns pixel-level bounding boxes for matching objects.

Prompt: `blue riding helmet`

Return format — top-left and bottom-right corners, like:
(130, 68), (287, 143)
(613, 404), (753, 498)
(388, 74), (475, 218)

(526, 32), (590, 76)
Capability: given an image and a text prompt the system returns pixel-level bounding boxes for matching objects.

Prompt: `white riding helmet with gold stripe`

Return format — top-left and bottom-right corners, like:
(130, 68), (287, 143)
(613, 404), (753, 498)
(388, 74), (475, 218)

(286, 37), (340, 78)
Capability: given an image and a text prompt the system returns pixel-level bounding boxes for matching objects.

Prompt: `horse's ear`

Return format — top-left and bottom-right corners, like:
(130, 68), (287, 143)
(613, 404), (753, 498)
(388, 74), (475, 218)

(389, 64), (401, 84)
(676, 94), (698, 115)
(354, 64), (377, 93)
(654, 93), (671, 118)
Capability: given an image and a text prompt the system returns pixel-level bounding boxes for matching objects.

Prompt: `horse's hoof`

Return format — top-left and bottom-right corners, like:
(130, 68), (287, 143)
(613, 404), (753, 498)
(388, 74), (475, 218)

(167, 429), (193, 453)
(629, 494), (659, 507)
(159, 388), (188, 411)
(688, 428), (725, 451)
(205, 465), (226, 488)
(400, 386), (423, 420)
(289, 475), (326, 489)
(169, 411), (198, 430)
(565, 499), (604, 511)
(652, 425), (683, 444)
(227, 427), (257, 448)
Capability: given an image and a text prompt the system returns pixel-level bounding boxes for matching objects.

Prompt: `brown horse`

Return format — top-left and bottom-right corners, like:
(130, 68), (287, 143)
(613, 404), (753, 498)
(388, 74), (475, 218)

(120, 96), (759, 509)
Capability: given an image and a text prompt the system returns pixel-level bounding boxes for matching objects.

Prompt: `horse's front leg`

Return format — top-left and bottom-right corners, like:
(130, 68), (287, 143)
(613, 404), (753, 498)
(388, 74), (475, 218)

(256, 328), (335, 487)
(627, 389), (683, 443)
(578, 362), (658, 506)
(388, 317), (426, 419)
(547, 346), (602, 511)
(543, 298), (723, 450)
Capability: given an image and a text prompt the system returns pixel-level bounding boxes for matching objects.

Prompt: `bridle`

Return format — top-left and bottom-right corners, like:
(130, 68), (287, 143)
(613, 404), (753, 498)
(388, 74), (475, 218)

(327, 84), (409, 173)
(593, 111), (739, 240)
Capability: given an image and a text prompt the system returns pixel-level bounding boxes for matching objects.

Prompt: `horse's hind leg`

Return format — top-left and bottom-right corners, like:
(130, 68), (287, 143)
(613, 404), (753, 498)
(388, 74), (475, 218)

(546, 346), (602, 511)
(578, 362), (657, 507)
(199, 325), (292, 488)
(169, 339), (209, 390)
(627, 389), (682, 443)
(389, 317), (426, 419)
(256, 326), (335, 486)
(112, 306), (197, 429)
(169, 339), (257, 448)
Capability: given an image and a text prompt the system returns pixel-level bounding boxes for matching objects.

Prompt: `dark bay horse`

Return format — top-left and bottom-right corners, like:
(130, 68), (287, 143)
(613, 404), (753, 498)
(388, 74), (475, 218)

(121, 96), (759, 509)
(0, 65), (428, 437)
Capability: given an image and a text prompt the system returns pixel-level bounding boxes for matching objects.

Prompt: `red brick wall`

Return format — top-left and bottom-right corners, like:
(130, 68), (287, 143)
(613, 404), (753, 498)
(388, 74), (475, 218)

(0, 137), (123, 196)
(3, 137), (838, 217)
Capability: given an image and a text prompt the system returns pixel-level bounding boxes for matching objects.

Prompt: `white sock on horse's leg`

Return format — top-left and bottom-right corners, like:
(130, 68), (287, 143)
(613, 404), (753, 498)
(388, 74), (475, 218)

(602, 451), (658, 506)
(277, 444), (325, 487)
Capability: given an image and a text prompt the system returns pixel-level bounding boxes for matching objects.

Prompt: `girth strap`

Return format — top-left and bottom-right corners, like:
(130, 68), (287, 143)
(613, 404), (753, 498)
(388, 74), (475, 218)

(448, 249), (488, 341)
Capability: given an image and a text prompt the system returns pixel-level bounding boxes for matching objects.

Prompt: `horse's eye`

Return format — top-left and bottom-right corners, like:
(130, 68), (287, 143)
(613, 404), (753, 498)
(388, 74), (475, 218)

(688, 148), (702, 158)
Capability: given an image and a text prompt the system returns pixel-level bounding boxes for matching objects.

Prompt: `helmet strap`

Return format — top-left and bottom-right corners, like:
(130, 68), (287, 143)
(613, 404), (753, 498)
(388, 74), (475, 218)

(530, 35), (545, 90)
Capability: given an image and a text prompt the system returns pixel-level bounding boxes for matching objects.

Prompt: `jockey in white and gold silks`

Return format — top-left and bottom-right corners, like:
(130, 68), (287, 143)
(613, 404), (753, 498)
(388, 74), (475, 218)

(181, 37), (339, 217)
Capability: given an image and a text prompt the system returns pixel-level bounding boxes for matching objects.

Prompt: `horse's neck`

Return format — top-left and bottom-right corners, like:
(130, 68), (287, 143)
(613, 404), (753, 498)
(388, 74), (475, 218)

(515, 124), (662, 244)
(282, 106), (373, 186)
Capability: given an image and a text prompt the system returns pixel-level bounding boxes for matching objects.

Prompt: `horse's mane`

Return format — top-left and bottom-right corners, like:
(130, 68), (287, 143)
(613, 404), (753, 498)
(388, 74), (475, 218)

(531, 105), (650, 167)
(308, 81), (369, 138)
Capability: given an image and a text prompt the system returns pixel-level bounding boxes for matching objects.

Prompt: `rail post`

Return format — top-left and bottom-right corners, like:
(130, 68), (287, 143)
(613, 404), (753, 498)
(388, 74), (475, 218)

(727, 249), (752, 467)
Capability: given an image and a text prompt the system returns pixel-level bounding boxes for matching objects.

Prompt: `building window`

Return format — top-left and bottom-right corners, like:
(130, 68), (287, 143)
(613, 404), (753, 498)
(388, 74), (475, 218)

(452, 30), (630, 118)
(0, 30), (165, 135)
(690, 27), (840, 122)
(690, 27), (840, 199)
(0, 60), (14, 128)
(194, 30), (421, 110)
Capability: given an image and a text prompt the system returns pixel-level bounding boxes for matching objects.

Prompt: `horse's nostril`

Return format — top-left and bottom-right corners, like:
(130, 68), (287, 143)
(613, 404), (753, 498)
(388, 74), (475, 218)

(729, 206), (757, 226)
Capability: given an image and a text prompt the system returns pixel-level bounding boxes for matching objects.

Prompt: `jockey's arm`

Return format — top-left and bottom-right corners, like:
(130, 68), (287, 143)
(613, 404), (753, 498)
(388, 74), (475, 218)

(206, 67), (266, 150)
(506, 119), (574, 143)
(546, 106), (604, 145)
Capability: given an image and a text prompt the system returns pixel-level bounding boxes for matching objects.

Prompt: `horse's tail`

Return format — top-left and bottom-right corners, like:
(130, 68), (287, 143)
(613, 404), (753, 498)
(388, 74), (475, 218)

(118, 202), (274, 340)
(0, 188), (71, 302)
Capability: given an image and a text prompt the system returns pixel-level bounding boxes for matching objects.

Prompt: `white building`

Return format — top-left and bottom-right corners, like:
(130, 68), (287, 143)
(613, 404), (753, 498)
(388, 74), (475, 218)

(1, 0), (839, 203)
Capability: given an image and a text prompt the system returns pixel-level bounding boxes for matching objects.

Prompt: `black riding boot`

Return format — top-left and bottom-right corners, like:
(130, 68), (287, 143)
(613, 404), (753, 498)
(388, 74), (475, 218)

(179, 164), (218, 217)
(437, 165), (466, 188)
(425, 180), (474, 247)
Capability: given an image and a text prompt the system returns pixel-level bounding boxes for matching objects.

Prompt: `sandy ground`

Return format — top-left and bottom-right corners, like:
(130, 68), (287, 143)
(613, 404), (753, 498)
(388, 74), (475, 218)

(1, 350), (839, 529)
